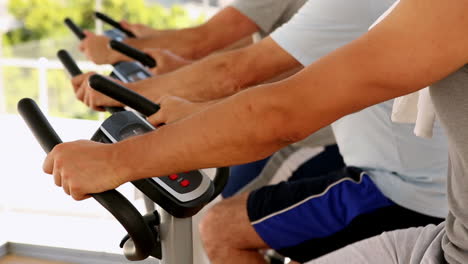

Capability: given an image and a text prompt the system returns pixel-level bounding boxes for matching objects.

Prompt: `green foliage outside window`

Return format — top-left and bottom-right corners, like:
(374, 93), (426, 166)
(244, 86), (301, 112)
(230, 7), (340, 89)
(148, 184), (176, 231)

(2, 0), (205, 119)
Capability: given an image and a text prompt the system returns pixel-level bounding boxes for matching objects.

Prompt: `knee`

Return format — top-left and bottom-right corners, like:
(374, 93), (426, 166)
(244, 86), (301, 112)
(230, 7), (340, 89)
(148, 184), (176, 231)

(199, 194), (251, 256)
(199, 202), (228, 247)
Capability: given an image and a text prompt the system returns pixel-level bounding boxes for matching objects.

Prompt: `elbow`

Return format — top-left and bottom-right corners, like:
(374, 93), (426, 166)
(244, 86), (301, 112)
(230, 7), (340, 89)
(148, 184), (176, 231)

(244, 88), (311, 148)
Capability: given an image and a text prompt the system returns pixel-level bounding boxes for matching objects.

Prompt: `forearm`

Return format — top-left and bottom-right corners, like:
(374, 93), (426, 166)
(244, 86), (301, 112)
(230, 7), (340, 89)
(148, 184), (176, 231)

(118, 84), (294, 180)
(131, 37), (300, 102)
(115, 44), (404, 181)
(124, 7), (258, 60)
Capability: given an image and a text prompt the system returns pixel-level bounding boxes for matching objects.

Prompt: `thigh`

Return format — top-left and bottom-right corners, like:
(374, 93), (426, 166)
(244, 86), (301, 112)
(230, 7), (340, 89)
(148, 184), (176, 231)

(238, 144), (344, 195)
(288, 144), (344, 181)
(309, 223), (446, 264)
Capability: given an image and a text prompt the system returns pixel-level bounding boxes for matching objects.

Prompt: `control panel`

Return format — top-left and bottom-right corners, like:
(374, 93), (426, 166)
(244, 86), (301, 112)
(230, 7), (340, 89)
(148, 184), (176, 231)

(111, 61), (152, 83)
(90, 111), (212, 205)
(104, 29), (127, 41)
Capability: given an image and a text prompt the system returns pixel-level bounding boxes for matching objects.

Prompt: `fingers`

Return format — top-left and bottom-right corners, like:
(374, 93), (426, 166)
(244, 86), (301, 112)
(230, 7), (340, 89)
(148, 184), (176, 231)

(73, 72), (95, 102)
(79, 41), (85, 52)
(41, 141), (103, 201)
(79, 31), (94, 52)
(148, 95), (168, 126)
(83, 89), (106, 112)
(43, 150), (55, 175)
(147, 111), (167, 127)
(62, 181), (70, 196)
(72, 72), (117, 110)
(71, 72), (95, 92)
(43, 146), (65, 192)
(120, 20), (131, 31)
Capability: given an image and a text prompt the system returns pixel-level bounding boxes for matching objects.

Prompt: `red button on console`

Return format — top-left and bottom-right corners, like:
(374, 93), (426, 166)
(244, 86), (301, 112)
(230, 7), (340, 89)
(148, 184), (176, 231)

(169, 174), (179, 180)
(180, 179), (190, 187)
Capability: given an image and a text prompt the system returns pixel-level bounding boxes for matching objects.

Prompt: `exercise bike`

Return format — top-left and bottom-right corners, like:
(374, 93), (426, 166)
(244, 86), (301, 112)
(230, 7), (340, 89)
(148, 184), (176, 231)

(18, 72), (229, 263)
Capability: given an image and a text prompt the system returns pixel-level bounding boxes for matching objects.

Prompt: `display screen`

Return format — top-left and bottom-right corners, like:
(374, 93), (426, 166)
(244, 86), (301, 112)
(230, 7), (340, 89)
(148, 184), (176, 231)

(127, 71), (151, 82)
(119, 125), (151, 140)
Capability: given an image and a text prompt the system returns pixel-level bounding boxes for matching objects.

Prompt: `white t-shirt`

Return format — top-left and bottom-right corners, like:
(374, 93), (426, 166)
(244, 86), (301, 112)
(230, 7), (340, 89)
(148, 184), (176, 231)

(271, 0), (448, 218)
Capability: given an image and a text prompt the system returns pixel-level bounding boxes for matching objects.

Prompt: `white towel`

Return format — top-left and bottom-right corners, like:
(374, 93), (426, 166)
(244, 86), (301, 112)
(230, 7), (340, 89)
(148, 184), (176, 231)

(392, 88), (437, 138)
(371, 0), (437, 138)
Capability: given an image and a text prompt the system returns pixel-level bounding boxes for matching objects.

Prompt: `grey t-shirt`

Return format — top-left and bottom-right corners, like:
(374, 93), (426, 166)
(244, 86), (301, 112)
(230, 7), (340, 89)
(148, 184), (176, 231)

(308, 62), (468, 264)
(430, 66), (468, 263)
(230, 0), (307, 35)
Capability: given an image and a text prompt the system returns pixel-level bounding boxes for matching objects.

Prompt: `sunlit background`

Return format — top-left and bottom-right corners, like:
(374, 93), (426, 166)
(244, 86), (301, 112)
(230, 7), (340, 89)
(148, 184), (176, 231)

(0, 0), (229, 262)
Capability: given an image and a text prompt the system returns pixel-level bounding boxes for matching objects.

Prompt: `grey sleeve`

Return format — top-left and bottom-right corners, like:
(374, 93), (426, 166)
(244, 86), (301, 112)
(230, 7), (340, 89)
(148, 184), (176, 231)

(229, 0), (307, 35)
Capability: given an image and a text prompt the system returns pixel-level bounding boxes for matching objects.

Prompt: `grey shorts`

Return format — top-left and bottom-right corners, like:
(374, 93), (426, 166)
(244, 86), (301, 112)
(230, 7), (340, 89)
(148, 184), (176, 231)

(308, 223), (446, 264)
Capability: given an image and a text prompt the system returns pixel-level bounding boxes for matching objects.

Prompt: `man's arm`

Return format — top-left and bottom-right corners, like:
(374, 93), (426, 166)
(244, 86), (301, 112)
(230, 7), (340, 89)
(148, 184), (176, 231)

(129, 37), (300, 102)
(119, 0), (468, 180)
(85, 7), (259, 65)
(124, 7), (259, 59)
(74, 36), (301, 109)
(45, 0), (468, 200)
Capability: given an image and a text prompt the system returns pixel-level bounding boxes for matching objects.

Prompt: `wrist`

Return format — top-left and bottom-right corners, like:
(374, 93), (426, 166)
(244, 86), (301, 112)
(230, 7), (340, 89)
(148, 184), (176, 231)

(105, 142), (134, 185)
(112, 139), (142, 183)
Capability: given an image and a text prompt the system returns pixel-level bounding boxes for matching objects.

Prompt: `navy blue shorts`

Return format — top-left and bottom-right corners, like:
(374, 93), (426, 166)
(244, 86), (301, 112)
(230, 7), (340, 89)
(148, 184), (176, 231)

(247, 167), (444, 262)
(223, 145), (344, 197)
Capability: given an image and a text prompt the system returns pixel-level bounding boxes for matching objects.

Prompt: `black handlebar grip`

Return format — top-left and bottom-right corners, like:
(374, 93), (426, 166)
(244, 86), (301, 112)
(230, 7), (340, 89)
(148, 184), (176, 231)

(57, 50), (82, 77)
(18, 98), (63, 153)
(17, 98), (156, 261)
(89, 74), (160, 117)
(94, 11), (136, 38)
(104, 106), (125, 113)
(109, 40), (156, 68)
(64, 18), (86, 40)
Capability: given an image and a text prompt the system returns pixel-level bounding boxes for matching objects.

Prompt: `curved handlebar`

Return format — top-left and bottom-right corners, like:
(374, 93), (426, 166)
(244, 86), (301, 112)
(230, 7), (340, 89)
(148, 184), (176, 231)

(64, 18), (85, 40)
(17, 98), (156, 261)
(210, 167), (230, 202)
(109, 40), (156, 68)
(89, 74), (160, 116)
(94, 12), (136, 38)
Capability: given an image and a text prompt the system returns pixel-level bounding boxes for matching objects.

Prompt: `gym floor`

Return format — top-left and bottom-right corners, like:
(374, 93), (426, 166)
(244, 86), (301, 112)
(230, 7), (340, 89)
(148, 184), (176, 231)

(0, 255), (71, 264)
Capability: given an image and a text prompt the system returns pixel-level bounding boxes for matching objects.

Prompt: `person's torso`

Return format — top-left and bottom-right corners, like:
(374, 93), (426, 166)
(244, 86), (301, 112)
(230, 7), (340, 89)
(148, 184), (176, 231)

(271, 0), (396, 65)
(332, 100), (448, 217)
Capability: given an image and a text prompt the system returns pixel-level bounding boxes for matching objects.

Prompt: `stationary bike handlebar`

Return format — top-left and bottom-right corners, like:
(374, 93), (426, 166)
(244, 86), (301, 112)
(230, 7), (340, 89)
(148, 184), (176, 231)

(89, 74), (160, 116)
(94, 11), (136, 38)
(109, 40), (157, 68)
(57, 50), (82, 77)
(88, 75), (230, 200)
(64, 18), (85, 40)
(17, 98), (157, 261)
